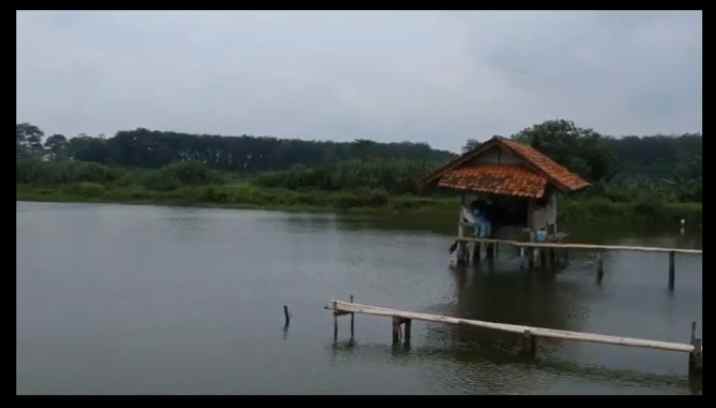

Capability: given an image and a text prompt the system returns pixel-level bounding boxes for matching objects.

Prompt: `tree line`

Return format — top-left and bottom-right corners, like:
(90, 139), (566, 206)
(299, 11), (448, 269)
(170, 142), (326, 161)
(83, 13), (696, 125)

(463, 119), (701, 187)
(16, 124), (454, 172)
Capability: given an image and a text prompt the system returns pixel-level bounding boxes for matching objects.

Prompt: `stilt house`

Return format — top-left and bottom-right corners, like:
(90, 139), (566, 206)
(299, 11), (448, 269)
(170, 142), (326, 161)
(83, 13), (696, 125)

(422, 136), (590, 241)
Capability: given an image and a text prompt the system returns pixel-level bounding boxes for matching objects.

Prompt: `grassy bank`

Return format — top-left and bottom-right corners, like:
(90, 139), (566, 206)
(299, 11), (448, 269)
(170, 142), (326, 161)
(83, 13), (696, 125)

(16, 182), (458, 214)
(559, 196), (702, 227)
(17, 182), (701, 228)
(16, 159), (701, 226)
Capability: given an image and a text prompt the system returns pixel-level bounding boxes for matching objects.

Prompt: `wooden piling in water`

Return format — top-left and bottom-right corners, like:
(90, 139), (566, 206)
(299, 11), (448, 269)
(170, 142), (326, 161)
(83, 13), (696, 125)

(486, 243), (494, 260)
(392, 317), (402, 344)
(350, 295), (355, 339)
(333, 301), (338, 342)
(473, 242), (481, 264)
(669, 251), (675, 291)
(522, 329), (537, 358)
(689, 321), (702, 376)
(283, 305), (290, 328)
(528, 248), (535, 270)
(404, 319), (412, 344)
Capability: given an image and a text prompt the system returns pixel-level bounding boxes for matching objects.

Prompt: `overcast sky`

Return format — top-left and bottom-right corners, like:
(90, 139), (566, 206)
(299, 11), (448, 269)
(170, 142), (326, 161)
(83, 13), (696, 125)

(17, 10), (701, 153)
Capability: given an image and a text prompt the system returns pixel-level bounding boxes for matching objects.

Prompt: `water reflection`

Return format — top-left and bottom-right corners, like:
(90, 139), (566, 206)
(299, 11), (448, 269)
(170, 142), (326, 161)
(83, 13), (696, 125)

(328, 340), (694, 394)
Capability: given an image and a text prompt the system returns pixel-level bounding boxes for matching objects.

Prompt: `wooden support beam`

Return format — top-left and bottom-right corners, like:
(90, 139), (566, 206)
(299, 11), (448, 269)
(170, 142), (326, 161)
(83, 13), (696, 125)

(669, 251), (675, 291)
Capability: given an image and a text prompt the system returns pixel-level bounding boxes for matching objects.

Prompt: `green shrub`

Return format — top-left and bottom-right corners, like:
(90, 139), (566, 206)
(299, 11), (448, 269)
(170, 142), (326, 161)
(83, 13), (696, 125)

(16, 159), (121, 184)
(64, 182), (105, 197)
(204, 186), (231, 203)
(142, 173), (182, 191)
(161, 161), (223, 185)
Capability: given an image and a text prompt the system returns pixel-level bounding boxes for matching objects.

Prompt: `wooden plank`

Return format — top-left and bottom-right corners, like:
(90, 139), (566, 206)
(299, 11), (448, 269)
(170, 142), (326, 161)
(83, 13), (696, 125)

(327, 300), (696, 353)
(456, 237), (702, 255)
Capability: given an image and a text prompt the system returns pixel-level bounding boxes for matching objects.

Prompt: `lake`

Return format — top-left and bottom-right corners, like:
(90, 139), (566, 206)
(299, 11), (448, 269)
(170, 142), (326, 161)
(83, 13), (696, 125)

(16, 201), (702, 394)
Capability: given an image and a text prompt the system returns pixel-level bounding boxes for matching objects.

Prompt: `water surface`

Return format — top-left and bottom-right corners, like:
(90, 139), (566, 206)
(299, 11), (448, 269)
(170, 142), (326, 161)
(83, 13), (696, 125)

(17, 201), (702, 394)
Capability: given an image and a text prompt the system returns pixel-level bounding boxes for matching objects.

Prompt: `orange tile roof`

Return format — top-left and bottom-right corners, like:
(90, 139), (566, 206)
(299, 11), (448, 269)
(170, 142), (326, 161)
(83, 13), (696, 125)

(499, 138), (590, 191)
(437, 164), (547, 198)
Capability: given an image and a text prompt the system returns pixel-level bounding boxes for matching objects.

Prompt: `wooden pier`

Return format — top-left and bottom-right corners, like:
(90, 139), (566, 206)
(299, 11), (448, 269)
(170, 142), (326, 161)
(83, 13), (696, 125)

(452, 237), (701, 291)
(455, 237), (703, 255)
(326, 299), (703, 374)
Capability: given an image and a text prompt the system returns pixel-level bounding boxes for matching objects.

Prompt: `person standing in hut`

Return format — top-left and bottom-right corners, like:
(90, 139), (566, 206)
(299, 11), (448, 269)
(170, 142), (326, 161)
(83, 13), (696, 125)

(463, 201), (492, 238)
(476, 202), (492, 238)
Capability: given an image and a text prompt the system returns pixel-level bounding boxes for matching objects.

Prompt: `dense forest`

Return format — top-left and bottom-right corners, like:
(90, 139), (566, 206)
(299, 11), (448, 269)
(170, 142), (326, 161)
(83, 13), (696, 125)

(16, 124), (453, 172)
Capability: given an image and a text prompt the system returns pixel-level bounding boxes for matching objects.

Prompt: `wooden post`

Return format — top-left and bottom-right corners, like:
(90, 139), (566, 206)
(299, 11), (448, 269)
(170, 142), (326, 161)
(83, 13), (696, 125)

(350, 295), (355, 339)
(540, 248), (547, 270)
(549, 248), (556, 271)
(283, 305), (290, 328)
(669, 251), (675, 291)
(404, 319), (412, 344)
(689, 338), (702, 375)
(457, 196), (464, 238)
(689, 322), (702, 376)
(333, 301), (338, 342)
(521, 329), (536, 358)
(458, 242), (471, 266)
(486, 243), (494, 260)
(470, 242), (480, 265)
(392, 316), (402, 344)
(528, 248), (535, 270)
(596, 252), (604, 284)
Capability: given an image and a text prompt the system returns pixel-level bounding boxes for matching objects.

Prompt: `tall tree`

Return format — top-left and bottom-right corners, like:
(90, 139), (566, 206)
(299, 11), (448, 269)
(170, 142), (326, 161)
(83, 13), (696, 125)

(462, 138), (481, 153)
(44, 134), (68, 161)
(16, 123), (44, 158)
(512, 119), (616, 182)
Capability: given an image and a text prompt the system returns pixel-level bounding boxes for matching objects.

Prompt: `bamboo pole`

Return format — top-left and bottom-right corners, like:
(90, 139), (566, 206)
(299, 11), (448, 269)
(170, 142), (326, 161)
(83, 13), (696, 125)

(328, 300), (696, 353)
(456, 237), (701, 255)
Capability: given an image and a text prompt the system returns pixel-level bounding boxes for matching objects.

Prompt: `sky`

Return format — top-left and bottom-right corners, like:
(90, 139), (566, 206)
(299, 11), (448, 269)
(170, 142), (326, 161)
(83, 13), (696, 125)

(17, 10), (702, 153)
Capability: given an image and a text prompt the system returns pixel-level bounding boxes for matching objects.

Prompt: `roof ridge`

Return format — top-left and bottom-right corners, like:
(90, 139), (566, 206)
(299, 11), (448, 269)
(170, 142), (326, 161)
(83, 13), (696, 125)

(496, 138), (590, 191)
